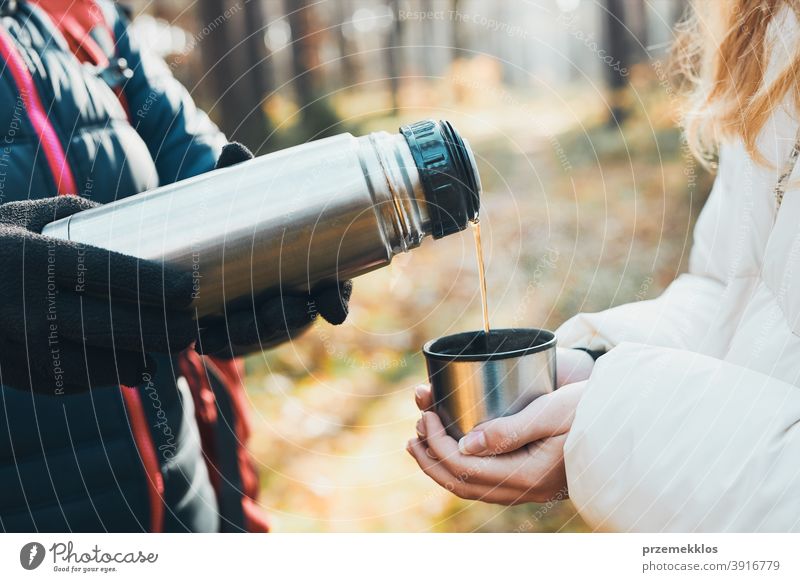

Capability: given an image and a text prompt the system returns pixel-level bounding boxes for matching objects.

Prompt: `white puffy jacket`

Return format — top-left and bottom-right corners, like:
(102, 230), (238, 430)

(559, 13), (800, 532)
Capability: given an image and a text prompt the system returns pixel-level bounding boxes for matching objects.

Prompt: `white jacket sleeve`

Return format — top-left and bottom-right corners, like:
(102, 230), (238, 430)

(556, 273), (724, 351)
(564, 342), (800, 532)
(557, 174), (730, 352)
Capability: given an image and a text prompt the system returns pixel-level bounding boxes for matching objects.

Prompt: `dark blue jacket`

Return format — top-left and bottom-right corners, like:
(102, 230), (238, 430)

(0, 0), (238, 532)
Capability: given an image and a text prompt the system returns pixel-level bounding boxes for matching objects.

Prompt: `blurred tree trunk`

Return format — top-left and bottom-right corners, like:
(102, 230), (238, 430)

(450, 0), (464, 61)
(334, 0), (356, 88)
(624, 0), (648, 60)
(288, 0), (321, 116)
(241, 0), (274, 152)
(198, 0), (272, 151)
(498, 1), (517, 86)
(419, 0), (434, 76)
(198, 0), (238, 132)
(288, 0), (341, 138)
(386, 0), (402, 114)
(601, 0), (632, 126)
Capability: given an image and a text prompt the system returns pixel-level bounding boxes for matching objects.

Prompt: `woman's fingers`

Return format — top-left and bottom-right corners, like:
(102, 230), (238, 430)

(406, 438), (527, 504)
(421, 410), (463, 462)
(408, 381), (576, 500)
(420, 411), (527, 486)
(458, 381), (587, 456)
(422, 411), (481, 474)
(414, 383), (434, 411)
(556, 347), (595, 387)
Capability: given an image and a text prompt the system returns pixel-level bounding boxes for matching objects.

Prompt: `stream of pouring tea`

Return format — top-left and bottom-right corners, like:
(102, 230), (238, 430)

(470, 219), (490, 336)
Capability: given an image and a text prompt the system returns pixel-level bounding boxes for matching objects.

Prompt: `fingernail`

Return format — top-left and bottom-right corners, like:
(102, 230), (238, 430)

(416, 417), (426, 438)
(458, 430), (487, 455)
(414, 384), (427, 405)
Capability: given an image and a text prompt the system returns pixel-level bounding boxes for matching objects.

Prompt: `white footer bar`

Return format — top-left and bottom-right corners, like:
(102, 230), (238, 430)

(1, 533), (798, 581)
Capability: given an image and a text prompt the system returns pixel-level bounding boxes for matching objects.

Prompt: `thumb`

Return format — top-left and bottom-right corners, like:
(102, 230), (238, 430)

(458, 381), (586, 456)
(215, 142), (253, 169)
(314, 280), (353, 325)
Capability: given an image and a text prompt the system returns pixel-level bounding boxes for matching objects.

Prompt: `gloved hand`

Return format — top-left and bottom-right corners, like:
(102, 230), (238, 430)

(0, 196), (197, 395)
(195, 143), (354, 358)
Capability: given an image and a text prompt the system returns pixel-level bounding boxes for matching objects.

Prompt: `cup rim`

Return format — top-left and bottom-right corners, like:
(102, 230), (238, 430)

(422, 328), (556, 362)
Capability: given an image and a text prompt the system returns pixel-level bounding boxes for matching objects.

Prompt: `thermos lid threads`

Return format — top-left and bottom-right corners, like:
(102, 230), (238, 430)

(400, 120), (481, 239)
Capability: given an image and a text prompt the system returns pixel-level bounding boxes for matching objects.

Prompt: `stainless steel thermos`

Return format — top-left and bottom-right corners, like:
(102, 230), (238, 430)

(42, 120), (482, 318)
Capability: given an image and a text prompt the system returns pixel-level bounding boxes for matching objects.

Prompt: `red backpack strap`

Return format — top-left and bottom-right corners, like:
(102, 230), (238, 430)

(30, 0), (132, 117)
(120, 386), (165, 533)
(30, 0), (108, 63)
(0, 25), (78, 195)
(207, 356), (270, 533)
(178, 351), (270, 533)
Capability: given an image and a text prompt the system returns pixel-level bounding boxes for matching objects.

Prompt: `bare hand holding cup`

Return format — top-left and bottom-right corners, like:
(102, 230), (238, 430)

(408, 380), (587, 504)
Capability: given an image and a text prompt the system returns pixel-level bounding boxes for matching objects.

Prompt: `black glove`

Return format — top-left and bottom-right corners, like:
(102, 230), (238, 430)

(0, 196), (197, 395)
(195, 143), (354, 358)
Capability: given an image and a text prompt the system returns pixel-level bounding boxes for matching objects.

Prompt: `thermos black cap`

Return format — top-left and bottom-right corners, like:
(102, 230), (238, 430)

(400, 119), (481, 239)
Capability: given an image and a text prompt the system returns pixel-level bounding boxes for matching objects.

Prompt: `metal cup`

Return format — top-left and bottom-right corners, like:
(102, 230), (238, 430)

(423, 328), (557, 440)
